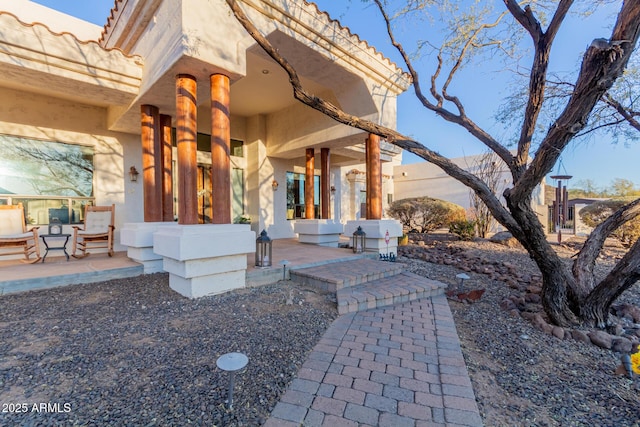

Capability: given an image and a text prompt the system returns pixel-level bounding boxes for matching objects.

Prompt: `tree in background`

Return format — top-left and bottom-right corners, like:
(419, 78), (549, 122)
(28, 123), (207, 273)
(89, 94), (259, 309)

(468, 151), (503, 238)
(569, 179), (602, 198)
(227, 0), (640, 327)
(609, 178), (640, 197)
(570, 178), (640, 198)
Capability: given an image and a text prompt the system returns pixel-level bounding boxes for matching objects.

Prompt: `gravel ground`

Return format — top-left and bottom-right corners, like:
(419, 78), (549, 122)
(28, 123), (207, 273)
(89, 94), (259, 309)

(2, 235), (640, 427)
(401, 235), (640, 427)
(0, 276), (337, 426)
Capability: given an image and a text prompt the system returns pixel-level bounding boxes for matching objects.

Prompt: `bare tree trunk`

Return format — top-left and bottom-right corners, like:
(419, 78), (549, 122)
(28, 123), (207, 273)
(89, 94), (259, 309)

(226, 0), (640, 327)
(504, 192), (579, 326)
(581, 239), (640, 327)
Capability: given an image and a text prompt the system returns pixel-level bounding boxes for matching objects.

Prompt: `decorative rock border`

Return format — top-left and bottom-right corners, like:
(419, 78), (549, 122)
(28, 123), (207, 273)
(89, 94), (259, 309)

(398, 240), (640, 357)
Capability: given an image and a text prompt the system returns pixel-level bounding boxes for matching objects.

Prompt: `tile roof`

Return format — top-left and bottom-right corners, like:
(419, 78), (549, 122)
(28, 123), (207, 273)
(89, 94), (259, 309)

(0, 10), (141, 63)
(98, 0), (406, 76)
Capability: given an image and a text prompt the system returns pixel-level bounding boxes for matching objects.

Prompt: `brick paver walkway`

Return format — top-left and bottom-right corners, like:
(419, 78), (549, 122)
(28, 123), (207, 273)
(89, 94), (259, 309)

(264, 294), (483, 427)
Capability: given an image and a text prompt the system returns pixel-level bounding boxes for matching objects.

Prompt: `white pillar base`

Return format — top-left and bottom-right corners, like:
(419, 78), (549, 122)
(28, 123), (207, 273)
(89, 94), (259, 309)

(293, 219), (344, 247)
(153, 224), (255, 299)
(120, 222), (179, 273)
(344, 219), (403, 255)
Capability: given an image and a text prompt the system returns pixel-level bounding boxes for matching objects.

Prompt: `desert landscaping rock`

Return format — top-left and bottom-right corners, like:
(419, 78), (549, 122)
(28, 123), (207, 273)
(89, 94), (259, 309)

(0, 277), (337, 426)
(400, 233), (640, 426)
(1, 232), (640, 426)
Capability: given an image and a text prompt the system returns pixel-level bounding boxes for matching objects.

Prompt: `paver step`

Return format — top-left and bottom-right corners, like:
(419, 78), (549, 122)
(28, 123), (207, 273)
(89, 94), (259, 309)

(336, 271), (447, 314)
(289, 258), (404, 292)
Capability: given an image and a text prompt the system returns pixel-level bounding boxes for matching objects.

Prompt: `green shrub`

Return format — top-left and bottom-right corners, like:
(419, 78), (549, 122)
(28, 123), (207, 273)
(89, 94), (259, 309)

(233, 214), (251, 224)
(449, 219), (476, 240)
(387, 197), (466, 233)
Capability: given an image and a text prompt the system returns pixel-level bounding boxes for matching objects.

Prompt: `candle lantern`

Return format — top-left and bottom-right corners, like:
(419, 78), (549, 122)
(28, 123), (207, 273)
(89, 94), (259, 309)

(255, 229), (272, 267)
(352, 226), (366, 254)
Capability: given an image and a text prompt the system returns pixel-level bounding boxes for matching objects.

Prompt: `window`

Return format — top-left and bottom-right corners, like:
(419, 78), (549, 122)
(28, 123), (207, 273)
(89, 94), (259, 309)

(231, 139), (244, 157)
(171, 129), (244, 157)
(0, 135), (94, 225)
(286, 172), (320, 219)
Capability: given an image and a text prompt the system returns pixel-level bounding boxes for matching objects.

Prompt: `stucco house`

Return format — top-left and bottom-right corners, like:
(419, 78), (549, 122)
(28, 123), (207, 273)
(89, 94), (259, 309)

(0, 0), (409, 296)
(393, 153), (548, 235)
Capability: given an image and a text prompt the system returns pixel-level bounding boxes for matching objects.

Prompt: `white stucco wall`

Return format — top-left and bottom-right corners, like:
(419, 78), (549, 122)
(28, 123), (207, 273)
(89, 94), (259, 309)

(0, 86), (141, 253)
(394, 155), (549, 233)
(393, 159), (493, 211)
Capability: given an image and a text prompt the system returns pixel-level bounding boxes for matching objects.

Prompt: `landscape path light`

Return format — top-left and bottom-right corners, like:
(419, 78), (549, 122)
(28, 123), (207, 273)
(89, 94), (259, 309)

(456, 273), (470, 291)
(216, 352), (249, 410)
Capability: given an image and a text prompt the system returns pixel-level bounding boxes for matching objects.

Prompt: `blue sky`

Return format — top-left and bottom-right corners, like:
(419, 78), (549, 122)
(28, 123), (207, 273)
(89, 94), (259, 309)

(31, 0), (640, 191)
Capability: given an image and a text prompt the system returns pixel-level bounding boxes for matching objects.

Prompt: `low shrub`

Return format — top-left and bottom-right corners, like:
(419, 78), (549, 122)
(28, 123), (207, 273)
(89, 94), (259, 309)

(449, 219), (477, 240)
(387, 197), (466, 233)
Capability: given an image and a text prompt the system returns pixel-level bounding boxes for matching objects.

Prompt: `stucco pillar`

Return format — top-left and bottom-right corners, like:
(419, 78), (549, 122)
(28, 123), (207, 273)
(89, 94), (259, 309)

(321, 147), (330, 219)
(305, 148), (315, 219)
(141, 105), (162, 222)
(176, 74), (198, 225)
(160, 114), (174, 222)
(211, 74), (231, 224)
(366, 134), (382, 220)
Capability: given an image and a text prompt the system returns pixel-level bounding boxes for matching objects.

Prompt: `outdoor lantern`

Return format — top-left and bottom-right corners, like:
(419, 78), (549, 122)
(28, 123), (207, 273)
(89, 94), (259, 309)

(129, 166), (139, 182)
(352, 226), (366, 253)
(255, 229), (272, 267)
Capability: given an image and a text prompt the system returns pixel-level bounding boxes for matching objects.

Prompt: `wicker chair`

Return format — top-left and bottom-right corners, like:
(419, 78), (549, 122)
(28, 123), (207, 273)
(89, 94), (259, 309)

(0, 204), (41, 263)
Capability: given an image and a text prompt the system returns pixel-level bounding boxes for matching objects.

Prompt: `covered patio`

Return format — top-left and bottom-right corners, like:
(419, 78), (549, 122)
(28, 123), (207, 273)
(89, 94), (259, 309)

(0, 238), (370, 295)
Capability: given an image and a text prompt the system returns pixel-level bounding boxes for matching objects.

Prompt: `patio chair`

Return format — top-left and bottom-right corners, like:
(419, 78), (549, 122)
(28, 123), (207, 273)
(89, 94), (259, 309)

(72, 204), (115, 258)
(0, 203), (41, 263)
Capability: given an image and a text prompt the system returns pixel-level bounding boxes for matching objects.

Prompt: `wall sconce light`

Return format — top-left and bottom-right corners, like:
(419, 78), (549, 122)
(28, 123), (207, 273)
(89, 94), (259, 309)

(272, 179), (279, 191)
(129, 166), (140, 182)
(330, 185), (336, 194)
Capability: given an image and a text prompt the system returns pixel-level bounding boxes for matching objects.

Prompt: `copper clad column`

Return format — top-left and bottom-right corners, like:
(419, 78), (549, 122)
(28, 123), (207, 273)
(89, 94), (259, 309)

(176, 74), (198, 225)
(321, 148), (330, 219)
(211, 74), (231, 224)
(160, 114), (174, 222)
(366, 134), (382, 220)
(141, 105), (162, 222)
(305, 148), (315, 219)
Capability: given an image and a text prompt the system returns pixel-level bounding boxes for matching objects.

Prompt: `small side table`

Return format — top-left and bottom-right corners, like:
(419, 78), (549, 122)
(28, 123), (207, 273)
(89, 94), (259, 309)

(41, 234), (71, 262)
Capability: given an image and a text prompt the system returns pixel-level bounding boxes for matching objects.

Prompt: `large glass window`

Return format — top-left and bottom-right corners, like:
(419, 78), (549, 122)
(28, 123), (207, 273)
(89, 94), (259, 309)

(0, 135), (94, 225)
(286, 172), (320, 219)
(0, 135), (93, 197)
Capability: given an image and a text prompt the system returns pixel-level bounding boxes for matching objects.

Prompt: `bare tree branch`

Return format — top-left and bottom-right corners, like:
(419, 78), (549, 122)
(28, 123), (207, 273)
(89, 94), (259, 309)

(509, 1), (640, 202)
(224, 0), (521, 234)
(603, 93), (640, 132)
(582, 235), (640, 326)
(573, 197), (640, 297)
(371, 0), (515, 171)
(504, 1), (574, 178)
